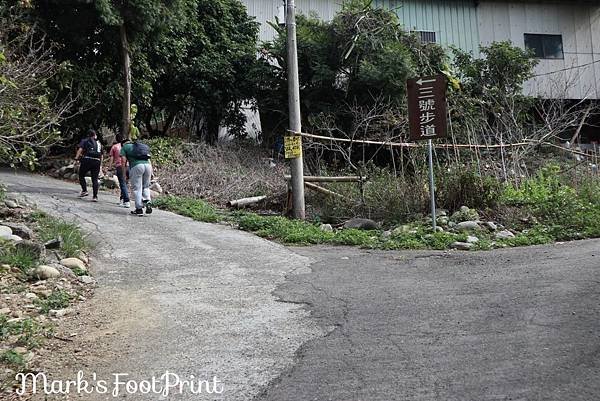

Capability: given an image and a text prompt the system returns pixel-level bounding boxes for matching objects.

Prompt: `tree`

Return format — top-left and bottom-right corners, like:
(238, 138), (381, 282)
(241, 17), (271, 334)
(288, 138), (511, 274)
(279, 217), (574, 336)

(256, 0), (447, 144)
(0, 3), (74, 168)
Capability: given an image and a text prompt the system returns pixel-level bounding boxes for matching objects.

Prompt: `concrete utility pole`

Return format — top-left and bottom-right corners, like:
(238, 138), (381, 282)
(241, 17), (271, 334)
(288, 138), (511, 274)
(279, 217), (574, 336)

(285, 0), (306, 219)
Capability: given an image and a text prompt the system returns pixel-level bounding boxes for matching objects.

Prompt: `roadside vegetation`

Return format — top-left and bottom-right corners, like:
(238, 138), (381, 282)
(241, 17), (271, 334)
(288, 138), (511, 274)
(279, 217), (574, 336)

(0, 184), (93, 393)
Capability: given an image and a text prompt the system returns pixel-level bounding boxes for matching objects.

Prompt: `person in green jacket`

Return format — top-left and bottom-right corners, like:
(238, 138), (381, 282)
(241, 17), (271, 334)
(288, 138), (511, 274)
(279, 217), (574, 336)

(120, 139), (152, 215)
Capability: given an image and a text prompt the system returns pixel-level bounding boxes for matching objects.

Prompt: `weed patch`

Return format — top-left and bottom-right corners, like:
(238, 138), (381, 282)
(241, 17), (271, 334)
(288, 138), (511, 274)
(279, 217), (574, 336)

(32, 212), (87, 258)
(152, 196), (220, 223)
(35, 290), (71, 314)
(0, 350), (25, 369)
(0, 241), (39, 272)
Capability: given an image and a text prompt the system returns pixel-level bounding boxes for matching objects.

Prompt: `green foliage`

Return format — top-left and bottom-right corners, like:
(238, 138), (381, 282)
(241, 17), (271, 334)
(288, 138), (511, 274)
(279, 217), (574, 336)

(436, 167), (501, 212)
(0, 316), (49, 349)
(35, 290), (71, 314)
(34, 213), (87, 258)
(0, 242), (39, 272)
(501, 165), (600, 241)
(0, 350), (25, 369)
(257, 1), (447, 142)
(0, 6), (66, 169)
(152, 195), (220, 222)
(146, 137), (183, 167)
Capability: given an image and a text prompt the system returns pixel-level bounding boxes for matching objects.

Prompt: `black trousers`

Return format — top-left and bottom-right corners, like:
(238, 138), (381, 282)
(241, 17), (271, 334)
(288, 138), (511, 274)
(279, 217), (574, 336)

(79, 158), (101, 197)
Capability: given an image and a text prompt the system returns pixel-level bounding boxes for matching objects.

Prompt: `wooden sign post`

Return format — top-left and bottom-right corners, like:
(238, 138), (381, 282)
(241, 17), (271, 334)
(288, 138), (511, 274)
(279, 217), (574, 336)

(407, 74), (449, 231)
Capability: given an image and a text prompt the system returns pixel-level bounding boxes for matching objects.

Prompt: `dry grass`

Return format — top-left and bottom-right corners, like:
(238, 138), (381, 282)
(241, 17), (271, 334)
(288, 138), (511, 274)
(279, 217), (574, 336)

(154, 143), (288, 206)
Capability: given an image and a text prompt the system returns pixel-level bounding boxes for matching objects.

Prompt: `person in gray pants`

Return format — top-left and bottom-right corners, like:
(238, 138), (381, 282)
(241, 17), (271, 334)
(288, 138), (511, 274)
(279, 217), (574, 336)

(120, 140), (153, 215)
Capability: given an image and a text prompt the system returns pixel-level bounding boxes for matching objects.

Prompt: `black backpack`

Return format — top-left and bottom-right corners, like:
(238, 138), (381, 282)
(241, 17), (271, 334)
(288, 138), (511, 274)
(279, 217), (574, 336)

(84, 138), (102, 158)
(130, 141), (151, 160)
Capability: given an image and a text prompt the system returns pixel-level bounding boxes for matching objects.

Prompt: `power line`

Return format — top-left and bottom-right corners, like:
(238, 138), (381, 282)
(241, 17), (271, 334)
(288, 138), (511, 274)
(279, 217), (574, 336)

(531, 58), (600, 78)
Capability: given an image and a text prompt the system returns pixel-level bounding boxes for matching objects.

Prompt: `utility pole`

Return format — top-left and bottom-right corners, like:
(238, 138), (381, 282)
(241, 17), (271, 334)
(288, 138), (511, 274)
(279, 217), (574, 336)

(285, 0), (305, 219)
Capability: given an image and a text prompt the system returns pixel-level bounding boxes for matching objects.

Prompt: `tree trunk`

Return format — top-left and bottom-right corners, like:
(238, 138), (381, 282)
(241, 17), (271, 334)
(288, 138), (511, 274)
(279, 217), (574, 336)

(203, 113), (221, 145)
(120, 23), (131, 140)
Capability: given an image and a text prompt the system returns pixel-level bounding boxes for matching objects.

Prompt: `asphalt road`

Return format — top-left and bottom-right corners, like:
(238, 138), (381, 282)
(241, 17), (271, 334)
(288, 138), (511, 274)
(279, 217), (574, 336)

(258, 246), (600, 401)
(1, 171), (599, 401)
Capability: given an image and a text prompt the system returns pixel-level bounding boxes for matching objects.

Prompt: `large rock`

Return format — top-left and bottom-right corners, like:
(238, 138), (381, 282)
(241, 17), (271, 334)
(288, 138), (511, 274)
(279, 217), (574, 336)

(150, 182), (163, 194)
(16, 240), (45, 259)
(319, 224), (333, 232)
(0, 225), (12, 238)
(466, 235), (479, 243)
(34, 265), (60, 280)
(485, 221), (498, 232)
(454, 221), (483, 232)
(495, 230), (515, 240)
(343, 218), (378, 230)
(8, 235), (23, 242)
(69, 173), (79, 181)
(5, 200), (19, 209)
(450, 242), (473, 250)
(60, 257), (87, 271)
(0, 222), (33, 239)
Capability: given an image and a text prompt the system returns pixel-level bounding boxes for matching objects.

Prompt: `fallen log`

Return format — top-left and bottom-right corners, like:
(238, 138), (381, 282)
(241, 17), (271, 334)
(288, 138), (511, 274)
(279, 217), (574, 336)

(304, 182), (345, 198)
(227, 195), (267, 208)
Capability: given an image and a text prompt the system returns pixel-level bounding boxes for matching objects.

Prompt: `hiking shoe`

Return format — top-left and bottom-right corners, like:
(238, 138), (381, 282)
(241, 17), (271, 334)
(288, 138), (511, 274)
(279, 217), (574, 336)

(78, 191), (89, 198)
(130, 208), (144, 216)
(121, 201), (131, 208)
(92, 197), (98, 202)
(144, 201), (152, 214)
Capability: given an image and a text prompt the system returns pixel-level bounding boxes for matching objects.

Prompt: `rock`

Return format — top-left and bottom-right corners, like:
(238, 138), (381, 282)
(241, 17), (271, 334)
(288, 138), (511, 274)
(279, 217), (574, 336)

(69, 173), (79, 181)
(436, 209), (448, 217)
(4, 200), (19, 209)
(455, 221), (482, 232)
(466, 235), (479, 243)
(16, 241), (45, 259)
(319, 224), (333, 232)
(392, 225), (412, 236)
(0, 225), (13, 238)
(495, 230), (515, 240)
(0, 222), (33, 239)
(485, 221), (498, 232)
(150, 190), (161, 199)
(58, 165), (75, 176)
(382, 230), (392, 239)
(451, 206), (480, 223)
(435, 226), (444, 232)
(44, 238), (62, 250)
(150, 182), (163, 194)
(1, 263), (10, 269)
(8, 235), (23, 242)
(104, 175), (119, 189)
(450, 241), (473, 250)
(60, 257), (87, 271)
(343, 218), (378, 230)
(49, 309), (70, 318)
(34, 265), (60, 280)
(78, 275), (95, 284)
(77, 251), (89, 264)
(85, 177), (93, 187)
(436, 216), (449, 226)
(13, 347), (27, 354)
(25, 292), (39, 300)
(0, 307), (11, 315)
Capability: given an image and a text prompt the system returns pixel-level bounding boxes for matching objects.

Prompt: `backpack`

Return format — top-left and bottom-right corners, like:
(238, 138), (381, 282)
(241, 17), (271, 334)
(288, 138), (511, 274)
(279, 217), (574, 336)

(84, 138), (102, 158)
(130, 141), (151, 160)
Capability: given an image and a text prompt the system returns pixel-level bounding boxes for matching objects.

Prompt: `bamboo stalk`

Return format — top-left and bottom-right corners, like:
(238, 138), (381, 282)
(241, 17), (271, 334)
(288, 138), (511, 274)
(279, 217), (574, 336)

(304, 182), (345, 198)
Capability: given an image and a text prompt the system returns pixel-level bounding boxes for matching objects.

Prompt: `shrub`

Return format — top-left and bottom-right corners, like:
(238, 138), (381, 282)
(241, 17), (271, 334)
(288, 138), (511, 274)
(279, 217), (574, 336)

(436, 167), (501, 212)
(33, 212), (87, 258)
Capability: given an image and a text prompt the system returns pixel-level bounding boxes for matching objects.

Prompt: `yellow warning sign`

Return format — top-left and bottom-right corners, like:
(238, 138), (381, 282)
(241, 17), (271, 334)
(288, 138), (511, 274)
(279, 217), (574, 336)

(284, 135), (302, 159)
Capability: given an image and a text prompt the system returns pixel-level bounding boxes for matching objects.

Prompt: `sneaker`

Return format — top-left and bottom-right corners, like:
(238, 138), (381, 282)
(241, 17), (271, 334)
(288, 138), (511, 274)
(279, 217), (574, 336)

(121, 201), (131, 208)
(130, 208), (144, 216)
(143, 201), (152, 215)
(78, 191), (89, 198)
(92, 197), (98, 202)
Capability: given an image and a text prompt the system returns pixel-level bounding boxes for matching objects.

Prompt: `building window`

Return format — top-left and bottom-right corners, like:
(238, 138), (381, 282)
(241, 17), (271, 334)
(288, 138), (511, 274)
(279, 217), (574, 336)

(524, 34), (564, 59)
(417, 31), (436, 44)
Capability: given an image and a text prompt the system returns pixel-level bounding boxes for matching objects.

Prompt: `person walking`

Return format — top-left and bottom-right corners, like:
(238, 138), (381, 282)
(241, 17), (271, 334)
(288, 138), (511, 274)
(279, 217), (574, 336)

(120, 139), (152, 215)
(75, 129), (103, 201)
(108, 134), (130, 208)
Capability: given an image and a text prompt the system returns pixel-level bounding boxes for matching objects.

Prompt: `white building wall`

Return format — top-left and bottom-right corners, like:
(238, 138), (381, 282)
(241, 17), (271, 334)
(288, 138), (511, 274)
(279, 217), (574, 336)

(478, 1), (600, 99)
(240, 0), (342, 42)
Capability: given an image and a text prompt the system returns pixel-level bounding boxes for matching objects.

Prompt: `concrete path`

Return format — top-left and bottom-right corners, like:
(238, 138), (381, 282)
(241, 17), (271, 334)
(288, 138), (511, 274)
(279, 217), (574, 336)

(0, 171), (323, 400)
